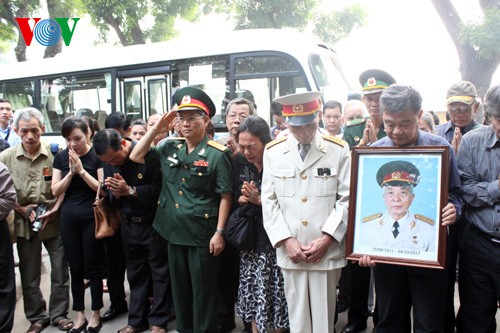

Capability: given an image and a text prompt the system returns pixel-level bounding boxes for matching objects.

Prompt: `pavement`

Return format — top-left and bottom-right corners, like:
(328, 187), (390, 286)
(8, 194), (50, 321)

(11, 246), (498, 333)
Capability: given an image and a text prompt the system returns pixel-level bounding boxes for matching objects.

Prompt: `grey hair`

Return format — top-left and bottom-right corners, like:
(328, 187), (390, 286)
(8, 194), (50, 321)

(420, 111), (435, 133)
(13, 107), (45, 128)
(483, 84), (500, 117)
(380, 85), (422, 115)
(226, 98), (256, 116)
(343, 99), (368, 117)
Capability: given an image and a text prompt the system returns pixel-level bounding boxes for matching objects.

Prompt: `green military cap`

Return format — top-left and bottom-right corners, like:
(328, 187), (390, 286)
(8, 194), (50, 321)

(359, 69), (396, 95)
(376, 160), (420, 187)
(174, 86), (216, 118)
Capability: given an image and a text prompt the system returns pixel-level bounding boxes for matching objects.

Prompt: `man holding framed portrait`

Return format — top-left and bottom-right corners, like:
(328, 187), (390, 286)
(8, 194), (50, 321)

(354, 85), (462, 332)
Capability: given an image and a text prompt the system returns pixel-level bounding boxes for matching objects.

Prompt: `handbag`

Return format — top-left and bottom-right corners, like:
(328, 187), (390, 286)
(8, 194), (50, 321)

(94, 182), (121, 239)
(225, 204), (256, 251)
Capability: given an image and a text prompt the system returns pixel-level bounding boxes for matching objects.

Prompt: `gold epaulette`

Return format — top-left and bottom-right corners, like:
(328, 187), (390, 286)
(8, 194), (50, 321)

(362, 213), (382, 223)
(415, 214), (435, 225)
(266, 137), (287, 150)
(346, 118), (366, 127)
(322, 135), (345, 147)
(207, 140), (228, 151)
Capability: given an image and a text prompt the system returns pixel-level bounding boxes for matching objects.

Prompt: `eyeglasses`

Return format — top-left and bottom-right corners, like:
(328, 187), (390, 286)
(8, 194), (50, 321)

(227, 114), (248, 121)
(448, 105), (472, 114)
(176, 115), (204, 123)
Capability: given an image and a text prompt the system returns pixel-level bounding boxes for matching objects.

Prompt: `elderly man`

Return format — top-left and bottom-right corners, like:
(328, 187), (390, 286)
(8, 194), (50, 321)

(343, 69), (396, 149)
(456, 84), (500, 333)
(362, 161), (436, 251)
(0, 162), (17, 332)
(343, 99), (367, 123)
(130, 86), (233, 333)
(216, 97), (256, 153)
(359, 85), (462, 332)
(0, 107), (71, 333)
(262, 91), (350, 333)
(94, 129), (173, 333)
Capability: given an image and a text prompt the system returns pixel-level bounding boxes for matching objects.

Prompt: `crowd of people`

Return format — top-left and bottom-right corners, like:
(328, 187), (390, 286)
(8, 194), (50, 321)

(0, 67), (498, 333)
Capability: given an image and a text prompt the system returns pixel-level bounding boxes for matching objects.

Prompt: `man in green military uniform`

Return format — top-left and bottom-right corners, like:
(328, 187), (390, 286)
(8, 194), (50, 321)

(130, 86), (233, 333)
(343, 69), (396, 149)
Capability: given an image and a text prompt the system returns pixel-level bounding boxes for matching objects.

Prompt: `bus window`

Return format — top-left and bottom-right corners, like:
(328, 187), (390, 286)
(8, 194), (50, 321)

(148, 78), (167, 115)
(123, 80), (142, 123)
(234, 55), (299, 75)
(0, 81), (34, 111)
(40, 73), (112, 133)
(310, 54), (349, 104)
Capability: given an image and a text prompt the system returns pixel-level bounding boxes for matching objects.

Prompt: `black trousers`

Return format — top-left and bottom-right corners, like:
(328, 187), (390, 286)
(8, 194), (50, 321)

(60, 218), (104, 311)
(373, 263), (447, 333)
(456, 223), (500, 333)
(346, 262), (377, 326)
(104, 227), (127, 309)
(0, 219), (15, 332)
(121, 220), (172, 328)
(444, 220), (462, 333)
(217, 243), (240, 331)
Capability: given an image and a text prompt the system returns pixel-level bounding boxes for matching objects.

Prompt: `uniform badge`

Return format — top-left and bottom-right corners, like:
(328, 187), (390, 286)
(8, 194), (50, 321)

(168, 156), (178, 164)
(137, 173), (143, 180)
(181, 95), (191, 105)
(317, 168), (331, 178)
(43, 166), (52, 181)
(354, 136), (360, 142)
(412, 236), (418, 244)
(367, 77), (376, 86)
(292, 104), (304, 113)
(410, 220), (416, 229)
(199, 148), (206, 155)
(194, 160), (209, 167)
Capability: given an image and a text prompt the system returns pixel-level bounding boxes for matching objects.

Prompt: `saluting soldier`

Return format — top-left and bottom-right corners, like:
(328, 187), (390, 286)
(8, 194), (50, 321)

(130, 86), (233, 333)
(342, 69), (396, 149)
(262, 91), (351, 333)
(362, 161), (435, 252)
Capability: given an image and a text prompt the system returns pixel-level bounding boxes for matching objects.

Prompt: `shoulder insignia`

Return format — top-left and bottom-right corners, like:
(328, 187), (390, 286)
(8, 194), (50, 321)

(363, 213), (382, 223)
(207, 140), (228, 151)
(415, 214), (434, 225)
(346, 118), (366, 127)
(266, 137), (287, 150)
(323, 135), (345, 147)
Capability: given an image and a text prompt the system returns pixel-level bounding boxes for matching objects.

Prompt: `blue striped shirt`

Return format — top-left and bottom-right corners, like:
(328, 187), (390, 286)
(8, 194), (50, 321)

(457, 126), (500, 238)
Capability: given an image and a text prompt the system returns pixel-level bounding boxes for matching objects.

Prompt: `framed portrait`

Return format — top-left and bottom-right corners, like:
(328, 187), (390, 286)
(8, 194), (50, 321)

(346, 146), (449, 269)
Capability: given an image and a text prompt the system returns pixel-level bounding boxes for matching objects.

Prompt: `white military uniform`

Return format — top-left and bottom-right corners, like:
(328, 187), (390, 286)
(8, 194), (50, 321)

(262, 132), (351, 333)
(362, 211), (435, 251)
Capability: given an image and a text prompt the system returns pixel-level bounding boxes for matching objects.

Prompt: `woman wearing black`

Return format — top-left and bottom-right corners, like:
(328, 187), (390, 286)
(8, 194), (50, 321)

(52, 117), (104, 333)
(233, 116), (289, 333)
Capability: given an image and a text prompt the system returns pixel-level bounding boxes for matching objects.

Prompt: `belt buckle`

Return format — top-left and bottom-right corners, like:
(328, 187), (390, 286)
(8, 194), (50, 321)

(130, 216), (142, 223)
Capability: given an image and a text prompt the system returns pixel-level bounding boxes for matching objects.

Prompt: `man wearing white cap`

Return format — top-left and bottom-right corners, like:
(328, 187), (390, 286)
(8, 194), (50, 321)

(262, 92), (351, 333)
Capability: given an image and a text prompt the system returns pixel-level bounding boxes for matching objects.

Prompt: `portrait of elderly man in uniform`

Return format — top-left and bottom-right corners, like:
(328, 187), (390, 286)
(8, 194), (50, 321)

(362, 160), (436, 252)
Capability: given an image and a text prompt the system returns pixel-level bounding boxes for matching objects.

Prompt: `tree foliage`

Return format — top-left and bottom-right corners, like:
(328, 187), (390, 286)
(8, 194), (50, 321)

(430, 0), (499, 106)
(313, 4), (367, 45)
(232, 0), (317, 30)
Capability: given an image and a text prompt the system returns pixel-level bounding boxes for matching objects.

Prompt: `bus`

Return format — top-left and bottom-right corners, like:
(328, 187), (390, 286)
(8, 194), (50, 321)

(0, 29), (352, 142)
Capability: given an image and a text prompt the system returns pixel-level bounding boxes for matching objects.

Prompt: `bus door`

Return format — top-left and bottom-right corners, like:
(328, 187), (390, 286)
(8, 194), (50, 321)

(118, 65), (171, 123)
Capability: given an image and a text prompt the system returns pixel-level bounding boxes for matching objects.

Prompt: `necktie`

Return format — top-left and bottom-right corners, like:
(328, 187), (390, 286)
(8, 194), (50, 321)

(298, 143), (310, 161)
(392, 221), (400, 238)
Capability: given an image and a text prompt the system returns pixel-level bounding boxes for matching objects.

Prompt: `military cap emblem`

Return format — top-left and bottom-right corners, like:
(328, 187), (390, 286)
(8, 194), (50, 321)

(376, 160), (420, 187)
(181, 95), (191, 105)
(293, 104), (304, 113)
(391, 171), (401, 179)
(367, 77), (377, 86)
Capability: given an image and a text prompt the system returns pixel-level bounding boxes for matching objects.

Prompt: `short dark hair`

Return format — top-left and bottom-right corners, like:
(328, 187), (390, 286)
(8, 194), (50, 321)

(61, 116), (89, 139)
(271, 102), (283, 117)
(93, 129), (123, 156)
(323, 100), (342, 113)
(0, 98), (11, 104)
(131, 119), (147, 127)
(79, 115), (100, 140)
(237, 115), (272, 145)
(105, 112), (130, 131)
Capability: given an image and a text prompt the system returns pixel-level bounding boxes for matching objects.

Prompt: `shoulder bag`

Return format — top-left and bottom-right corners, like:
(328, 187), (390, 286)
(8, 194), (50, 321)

(94, 182), (121, 239)
(225, 204), (256, 251)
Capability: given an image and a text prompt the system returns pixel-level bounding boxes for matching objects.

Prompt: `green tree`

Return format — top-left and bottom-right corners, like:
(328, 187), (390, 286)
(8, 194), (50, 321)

(431, 0), (500, 105)
(313, 4), (367, 45)
(232, 0), (317, 30)
(82, 0), (221, 46)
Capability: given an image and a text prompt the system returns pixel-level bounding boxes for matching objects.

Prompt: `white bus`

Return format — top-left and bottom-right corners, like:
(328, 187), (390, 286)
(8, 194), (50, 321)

(0, 29), (352, 140)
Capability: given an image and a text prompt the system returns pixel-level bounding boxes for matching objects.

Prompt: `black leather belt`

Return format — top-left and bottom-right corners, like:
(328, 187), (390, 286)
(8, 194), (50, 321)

(123, 215), (151, 223)
(471, 223), (500, 244)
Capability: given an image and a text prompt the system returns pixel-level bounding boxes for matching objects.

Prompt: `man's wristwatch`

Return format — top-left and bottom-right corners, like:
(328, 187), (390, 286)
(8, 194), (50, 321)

(216, 228), (225, 236)
(129, 186), (136, 196)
